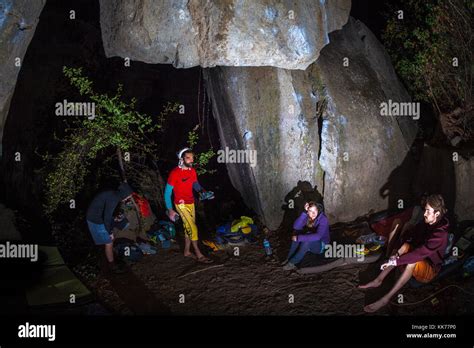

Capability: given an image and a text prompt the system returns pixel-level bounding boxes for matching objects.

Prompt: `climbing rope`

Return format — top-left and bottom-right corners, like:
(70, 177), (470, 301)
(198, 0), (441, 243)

(197, 67), (202, 128)
(204, 86), (213, 148)
(201, 69), (206, 134)
(196, 67), (213, 148)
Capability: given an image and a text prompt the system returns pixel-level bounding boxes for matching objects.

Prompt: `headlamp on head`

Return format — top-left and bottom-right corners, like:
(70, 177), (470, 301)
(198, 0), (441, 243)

(177, 147), (192, 168)
(177, 147), (191, 159)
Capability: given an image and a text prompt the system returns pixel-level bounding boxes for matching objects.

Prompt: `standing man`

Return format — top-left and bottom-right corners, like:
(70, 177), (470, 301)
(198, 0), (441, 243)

(165, 148), (213, 263)
(86, 182), (134, 273)
(359, 194), (450, 312)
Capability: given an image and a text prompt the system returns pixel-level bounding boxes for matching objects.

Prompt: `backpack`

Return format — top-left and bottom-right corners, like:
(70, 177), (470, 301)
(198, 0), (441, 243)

(147, 220), (176, 248)
(114, 241), (144, 262)
(157, 220), (176, 239)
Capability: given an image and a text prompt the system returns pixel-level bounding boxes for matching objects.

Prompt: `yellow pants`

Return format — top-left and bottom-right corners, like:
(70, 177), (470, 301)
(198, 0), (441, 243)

(175, 203), (198, 241)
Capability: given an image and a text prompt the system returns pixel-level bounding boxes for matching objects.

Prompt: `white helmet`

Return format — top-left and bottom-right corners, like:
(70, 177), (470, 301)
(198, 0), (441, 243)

(177, 147), (191, 159)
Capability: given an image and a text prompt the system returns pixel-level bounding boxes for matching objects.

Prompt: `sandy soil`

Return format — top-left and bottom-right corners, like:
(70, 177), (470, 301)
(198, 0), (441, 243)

(85, 239), (474, 316)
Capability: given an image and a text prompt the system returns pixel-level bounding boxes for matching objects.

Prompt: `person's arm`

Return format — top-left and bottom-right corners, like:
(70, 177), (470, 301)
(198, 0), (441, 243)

(191, 168), (205, 193)
(292, 212), (308, 231)
(192, 169), (215, 200)
(164, 184), (174, 210)
(396, 230), (447, 266)
(297, 216), (329, 242)
(103, 196), (118, 234)
(192, 181), (205, 193)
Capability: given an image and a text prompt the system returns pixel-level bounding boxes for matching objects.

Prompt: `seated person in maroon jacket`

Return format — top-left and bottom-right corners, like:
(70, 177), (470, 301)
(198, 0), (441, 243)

(359, 194), (449, 313)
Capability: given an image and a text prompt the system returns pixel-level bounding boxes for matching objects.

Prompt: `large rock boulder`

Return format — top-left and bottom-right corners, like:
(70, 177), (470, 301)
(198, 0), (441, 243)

(315, 18), (417, 222)
(204, 18), (417, 229)
(413, 145), (456, 213)
(205, 66), (324, 227)
(454, 156), (474, 221)
(412, 145), (473, 222)
(99, 0), (351, 69)
(0, 0), (46, 150)
(0, 203), (21, 240)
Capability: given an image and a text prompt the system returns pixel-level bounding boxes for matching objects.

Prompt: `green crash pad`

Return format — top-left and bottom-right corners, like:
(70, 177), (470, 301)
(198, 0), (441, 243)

(25, 246), (92, 307)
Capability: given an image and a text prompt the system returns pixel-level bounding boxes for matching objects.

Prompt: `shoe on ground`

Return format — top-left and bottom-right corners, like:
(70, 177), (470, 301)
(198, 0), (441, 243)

(283, 262), (297, 271)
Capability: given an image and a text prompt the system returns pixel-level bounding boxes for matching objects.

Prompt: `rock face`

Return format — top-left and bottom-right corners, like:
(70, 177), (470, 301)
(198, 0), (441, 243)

(99, 0), (351, 69)
(0, 0), (420, 230)
(315, 18), (417, 223)
(205, 18), (417, 229)
(0, 203), (20, 240)
(413, 145), (456, 213)
(454, 156), (474, 221)
(412, 145), (473, 222)
(0, 0), (46, 149)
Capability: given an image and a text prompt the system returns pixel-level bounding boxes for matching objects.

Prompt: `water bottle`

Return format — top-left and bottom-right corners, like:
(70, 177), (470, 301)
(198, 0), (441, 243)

(166, 209), (180, 222)
(263, 238), (272, 256)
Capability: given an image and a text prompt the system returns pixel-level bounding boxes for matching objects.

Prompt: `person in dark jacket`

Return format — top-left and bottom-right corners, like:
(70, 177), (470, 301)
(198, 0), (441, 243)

(281, 201), (330, 271)
(86, 182), (133, 272)
(359, 194), (449, 312)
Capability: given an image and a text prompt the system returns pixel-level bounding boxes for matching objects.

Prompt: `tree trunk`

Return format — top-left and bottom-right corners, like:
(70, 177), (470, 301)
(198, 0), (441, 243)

(117, 147), (127, 182)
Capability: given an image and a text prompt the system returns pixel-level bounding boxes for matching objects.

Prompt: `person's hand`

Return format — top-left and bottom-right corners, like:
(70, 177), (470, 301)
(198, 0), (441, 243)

(167, 209), (178, 222)
(304, 202), (309, 211)
(397, 243), (409, 256)
(291, 235), (298, 242)
(380, 257), (397, 270)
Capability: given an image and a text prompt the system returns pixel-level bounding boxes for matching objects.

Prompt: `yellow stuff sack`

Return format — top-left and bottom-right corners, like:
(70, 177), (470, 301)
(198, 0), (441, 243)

(231, 216), (254, 233)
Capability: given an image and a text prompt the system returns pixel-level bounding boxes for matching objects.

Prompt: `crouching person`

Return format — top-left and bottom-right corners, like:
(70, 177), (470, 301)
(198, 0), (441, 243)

(359, 194), (449, 312)
(86, 182), (134, 274)
(282, 201), (330, 271)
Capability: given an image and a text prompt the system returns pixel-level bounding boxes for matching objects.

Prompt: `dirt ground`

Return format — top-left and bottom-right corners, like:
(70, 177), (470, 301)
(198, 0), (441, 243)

(83, 238), (474, 316)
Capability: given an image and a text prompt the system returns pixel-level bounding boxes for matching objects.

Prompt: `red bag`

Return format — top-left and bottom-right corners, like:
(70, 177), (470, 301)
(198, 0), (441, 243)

(132, 192), (152, 218)
(370, 207), (414, 237)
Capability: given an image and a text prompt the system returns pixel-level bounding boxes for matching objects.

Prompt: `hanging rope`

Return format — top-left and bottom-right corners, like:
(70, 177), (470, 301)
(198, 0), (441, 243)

(197, 68), (214, 148)
(206, 91), (214, 148)
(201, 69), (206, 135)
(197, 67), (202, 130)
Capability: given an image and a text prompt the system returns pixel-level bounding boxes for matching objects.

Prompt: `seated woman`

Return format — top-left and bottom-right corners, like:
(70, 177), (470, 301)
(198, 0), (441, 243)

(282, 201), (330, 271)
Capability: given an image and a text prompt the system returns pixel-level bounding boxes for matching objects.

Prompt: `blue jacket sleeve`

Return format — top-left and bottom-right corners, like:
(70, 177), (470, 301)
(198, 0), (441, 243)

(192, 181), (204, 193)
(104, 196), (118, 233)
(164, 183), (174, 210)
(293, 212), (308, 231)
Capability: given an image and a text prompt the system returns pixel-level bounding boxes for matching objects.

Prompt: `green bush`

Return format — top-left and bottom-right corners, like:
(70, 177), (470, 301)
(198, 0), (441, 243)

(43, 66), (179, 216)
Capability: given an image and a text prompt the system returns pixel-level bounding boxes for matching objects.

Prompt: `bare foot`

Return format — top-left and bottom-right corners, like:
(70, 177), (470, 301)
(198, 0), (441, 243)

(196, 256), (213, 264)
(364, 297), (389, 313)
(358, 279), (382, 289)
